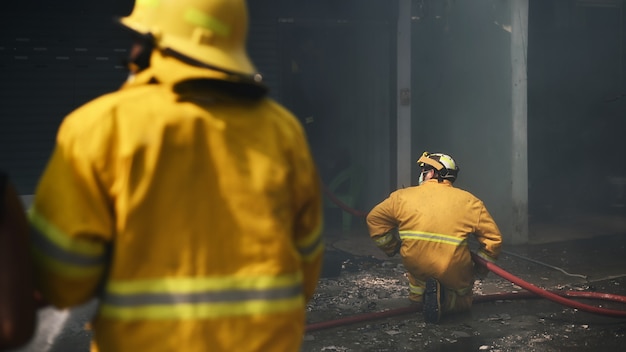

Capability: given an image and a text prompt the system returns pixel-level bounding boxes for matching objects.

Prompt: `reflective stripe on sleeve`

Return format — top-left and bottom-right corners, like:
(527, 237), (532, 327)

(29, 208), (106, 257)
(31, 248), (104, 278)
(296, 222), (324, 262)
(100, 273), (305, 320)
(28, 208), (106, 278)
(373, 232), (394, 247)
(476, 250), (497, 263)
(399, 231), (468, 247)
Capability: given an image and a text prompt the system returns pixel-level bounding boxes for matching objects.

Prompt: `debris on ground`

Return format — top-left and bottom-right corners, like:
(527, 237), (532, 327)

(302, 235), (626, 352)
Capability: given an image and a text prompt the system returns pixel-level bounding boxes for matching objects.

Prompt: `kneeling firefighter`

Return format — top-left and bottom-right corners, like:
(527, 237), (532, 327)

(28, 0), (324, 351)
(366, 152), (502, 323)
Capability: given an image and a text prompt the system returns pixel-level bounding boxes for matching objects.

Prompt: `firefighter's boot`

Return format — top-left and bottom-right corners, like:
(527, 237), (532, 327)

(423, 278), (442, 323)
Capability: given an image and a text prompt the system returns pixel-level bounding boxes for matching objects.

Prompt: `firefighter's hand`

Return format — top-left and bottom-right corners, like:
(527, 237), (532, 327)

(387, 239), (401, 257)
(474, 262), (490, 279)
(373, 230), (402, 257)
(382, 232), (401, 257)
(380, 242), (400, 257)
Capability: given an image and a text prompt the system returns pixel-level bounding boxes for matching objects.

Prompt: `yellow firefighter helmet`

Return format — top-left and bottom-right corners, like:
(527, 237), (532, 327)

(417, 151), (459, 183)
(119, 0), (256, 75)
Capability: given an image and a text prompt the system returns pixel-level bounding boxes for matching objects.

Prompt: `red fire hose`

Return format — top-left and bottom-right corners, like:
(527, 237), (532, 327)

(306, 253), (626, 332)
(471, 253), (626, 318)
(322, 183), (368, 217)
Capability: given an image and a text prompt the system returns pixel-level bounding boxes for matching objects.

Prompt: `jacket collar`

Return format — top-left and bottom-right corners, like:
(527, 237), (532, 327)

(121, 49), (231, 89)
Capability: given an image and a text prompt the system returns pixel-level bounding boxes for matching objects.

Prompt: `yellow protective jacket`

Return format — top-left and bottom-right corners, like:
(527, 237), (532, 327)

(367, 179), (502, 295)
(29, 51), (324, 352)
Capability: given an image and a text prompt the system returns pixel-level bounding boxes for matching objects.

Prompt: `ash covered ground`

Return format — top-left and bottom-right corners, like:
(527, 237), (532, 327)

(301, 234), (626, 352)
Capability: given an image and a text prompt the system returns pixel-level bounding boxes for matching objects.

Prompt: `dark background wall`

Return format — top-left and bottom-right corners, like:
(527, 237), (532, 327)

(0, 0), (285, 195)
(528, 0), (626, 220)
(0, 0), (394, 203)
(0, 1), (134, 194)
(2, 0), (625, 240)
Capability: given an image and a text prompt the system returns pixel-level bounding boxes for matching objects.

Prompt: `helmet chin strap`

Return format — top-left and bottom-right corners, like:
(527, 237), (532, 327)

(418, 169), (433, 185)
(416, 151), (458, 184)
(417, 155), (448, 183)
(161, 47), (264, 85)
(122, 34), (155, 77)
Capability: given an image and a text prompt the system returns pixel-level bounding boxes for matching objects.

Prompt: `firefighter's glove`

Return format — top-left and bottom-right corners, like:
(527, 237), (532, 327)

(389, 239), (402, 257)
(474, 262), (490, 279)
(373, 230), (402, 257)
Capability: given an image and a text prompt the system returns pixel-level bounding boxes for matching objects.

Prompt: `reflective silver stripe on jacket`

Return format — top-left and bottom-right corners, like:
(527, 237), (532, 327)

(102, 284), (302, 307)
(31, 230), (106, 267)
(399, 231), (467, 246)
(99, 274), (306, 320)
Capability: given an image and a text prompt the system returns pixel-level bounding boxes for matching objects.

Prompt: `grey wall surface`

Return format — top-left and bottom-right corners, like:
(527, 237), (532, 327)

(264, 1), (395, 226)
(410, 0), (515, 239)
(4, 0), (624, 241)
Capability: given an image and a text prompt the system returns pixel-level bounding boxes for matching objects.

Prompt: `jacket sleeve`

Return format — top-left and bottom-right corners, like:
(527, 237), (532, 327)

(29, 107), (114, 308)
(473, 202), (502, 263)
(290, 123), (324, 302)
(366, 193), (401, 256)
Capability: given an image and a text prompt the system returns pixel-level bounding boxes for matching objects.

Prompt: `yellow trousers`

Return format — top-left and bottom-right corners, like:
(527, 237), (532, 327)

(407, 273), (473, 313)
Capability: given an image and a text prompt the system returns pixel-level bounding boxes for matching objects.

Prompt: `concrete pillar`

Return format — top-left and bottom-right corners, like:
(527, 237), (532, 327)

(396, 0), (412, 189)
(511, 0), (529, 244)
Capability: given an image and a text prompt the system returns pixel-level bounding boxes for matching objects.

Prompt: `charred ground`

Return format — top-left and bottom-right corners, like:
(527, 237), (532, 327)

(302, 233), (626, 352)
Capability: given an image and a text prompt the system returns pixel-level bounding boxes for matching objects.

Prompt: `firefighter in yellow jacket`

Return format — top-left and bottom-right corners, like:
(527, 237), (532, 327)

(27, 0), (324, 351)
(366, 152), (502, 323)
